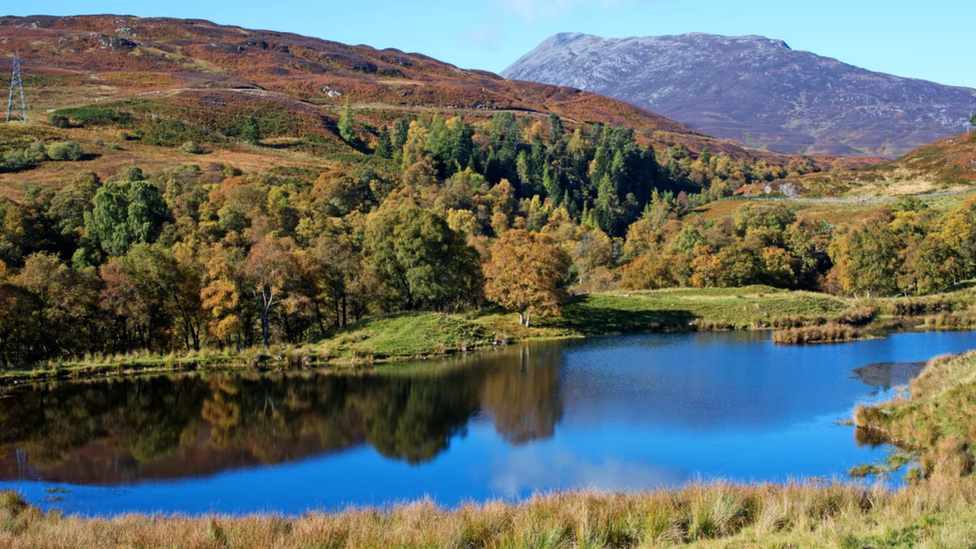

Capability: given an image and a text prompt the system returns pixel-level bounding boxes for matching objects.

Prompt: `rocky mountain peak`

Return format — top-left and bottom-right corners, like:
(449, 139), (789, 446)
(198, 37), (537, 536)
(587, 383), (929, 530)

(503, 33), (976, 156)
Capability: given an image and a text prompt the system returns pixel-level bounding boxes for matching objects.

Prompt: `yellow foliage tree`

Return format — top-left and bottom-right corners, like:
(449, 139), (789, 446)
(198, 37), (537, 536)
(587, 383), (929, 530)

(690, 245), (723, 288)
(483, 230), (570, 327)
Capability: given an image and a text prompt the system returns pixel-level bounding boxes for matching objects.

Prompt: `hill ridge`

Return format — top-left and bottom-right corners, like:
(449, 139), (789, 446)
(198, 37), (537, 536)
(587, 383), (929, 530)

(502, 32), (976, 157)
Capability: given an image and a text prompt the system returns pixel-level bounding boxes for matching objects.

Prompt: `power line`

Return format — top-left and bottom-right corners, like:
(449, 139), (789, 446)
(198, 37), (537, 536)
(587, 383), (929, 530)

(6, 52), (27, 124)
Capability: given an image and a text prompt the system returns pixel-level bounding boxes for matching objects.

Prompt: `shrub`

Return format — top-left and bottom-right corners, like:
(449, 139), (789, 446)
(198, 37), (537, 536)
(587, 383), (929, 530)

(924, 313), (976, 331)
(180, 141), (205, 154)
(1, 149), (30, 172)
(836, 306), (877, 327)
(52, 107), (131, 126)
(221, 165), (243, 177)
(883, 298), (953, 317)
(46, 141), (84, 161)
(48, 113), (70, 128)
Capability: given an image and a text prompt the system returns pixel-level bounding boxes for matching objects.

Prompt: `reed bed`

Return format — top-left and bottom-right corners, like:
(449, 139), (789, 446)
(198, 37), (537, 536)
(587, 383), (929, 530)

(772, 323), (864, 345)
(834, 306), (877, 327)
(923, 313), (976, 331)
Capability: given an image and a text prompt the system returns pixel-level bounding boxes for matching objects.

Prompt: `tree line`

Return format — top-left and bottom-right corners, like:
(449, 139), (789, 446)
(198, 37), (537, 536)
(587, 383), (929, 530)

(0, 110), (929, 368)
(621, 195), (976, 298)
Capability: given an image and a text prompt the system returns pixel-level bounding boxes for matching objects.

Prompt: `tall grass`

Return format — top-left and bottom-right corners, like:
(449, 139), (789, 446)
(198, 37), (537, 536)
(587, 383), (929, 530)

(855, 350), (976, 482)
(4, 481), (976, 548)
(772, 323), (864, 345)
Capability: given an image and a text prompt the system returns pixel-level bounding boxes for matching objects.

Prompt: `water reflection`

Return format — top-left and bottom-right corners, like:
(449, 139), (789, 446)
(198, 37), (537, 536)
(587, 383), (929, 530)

(851, 362), (925, 394)
(484, 346), (563, 444)
(3, 330), (976, 515)
(0, 342), (563, 484)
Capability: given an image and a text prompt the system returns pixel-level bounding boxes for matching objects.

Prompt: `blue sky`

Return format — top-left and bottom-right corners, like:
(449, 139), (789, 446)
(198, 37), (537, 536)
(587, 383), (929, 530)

(9, 0), (976, 88)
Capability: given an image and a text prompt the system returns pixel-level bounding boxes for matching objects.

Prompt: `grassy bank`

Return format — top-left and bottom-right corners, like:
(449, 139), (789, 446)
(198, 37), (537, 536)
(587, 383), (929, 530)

(855, 350), (976, 481)
(4, 480), (976, 547)
(5, 284), (976, 387)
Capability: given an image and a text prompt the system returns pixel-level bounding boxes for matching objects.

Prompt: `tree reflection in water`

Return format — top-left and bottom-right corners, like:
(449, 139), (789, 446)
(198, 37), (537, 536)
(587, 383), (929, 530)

(0, 343), (565, 484)
(484, 344), (563, 444)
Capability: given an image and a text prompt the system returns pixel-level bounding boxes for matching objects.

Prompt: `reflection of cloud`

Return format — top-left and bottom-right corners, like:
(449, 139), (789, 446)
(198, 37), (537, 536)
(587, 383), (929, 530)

(491, 0), (643, 23)
(490, 449), (684, 497)
(461, 22), (505, 51)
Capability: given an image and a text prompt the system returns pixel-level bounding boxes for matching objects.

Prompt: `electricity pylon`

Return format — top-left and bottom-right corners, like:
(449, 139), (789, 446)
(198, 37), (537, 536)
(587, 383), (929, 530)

(6, 52), (27, 124)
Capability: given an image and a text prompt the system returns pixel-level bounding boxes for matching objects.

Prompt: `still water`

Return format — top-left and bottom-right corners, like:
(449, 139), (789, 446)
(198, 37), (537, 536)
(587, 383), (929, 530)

(1, 330), (974, 516)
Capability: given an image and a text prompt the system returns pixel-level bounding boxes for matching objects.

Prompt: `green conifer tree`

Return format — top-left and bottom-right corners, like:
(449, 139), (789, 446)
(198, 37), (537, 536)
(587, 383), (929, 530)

(339, 98), (357, 144)
(241, 116), (261, 145)
(375, 126), (393, 159)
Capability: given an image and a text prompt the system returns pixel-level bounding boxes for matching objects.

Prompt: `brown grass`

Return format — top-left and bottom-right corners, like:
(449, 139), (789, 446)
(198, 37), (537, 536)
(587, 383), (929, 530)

(772, 323), (864, 345)
(0, 126), (335, 199)
(5, 480), (976, 548)
(855, 350), (976, 482)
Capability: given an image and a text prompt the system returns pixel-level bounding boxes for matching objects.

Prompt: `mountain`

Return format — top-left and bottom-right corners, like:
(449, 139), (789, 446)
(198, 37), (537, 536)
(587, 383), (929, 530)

(0, 16), (810, 165)
(502, 32), (976, 157)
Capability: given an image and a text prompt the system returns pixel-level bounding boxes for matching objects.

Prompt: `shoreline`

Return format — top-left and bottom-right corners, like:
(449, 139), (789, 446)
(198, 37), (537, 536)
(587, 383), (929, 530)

(3, 326), (976, 546)
(1, 307), (971, 389)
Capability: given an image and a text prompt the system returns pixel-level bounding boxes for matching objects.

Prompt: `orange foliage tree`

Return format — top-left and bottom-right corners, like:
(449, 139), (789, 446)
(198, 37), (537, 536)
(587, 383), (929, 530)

(483, 230), (570, 327)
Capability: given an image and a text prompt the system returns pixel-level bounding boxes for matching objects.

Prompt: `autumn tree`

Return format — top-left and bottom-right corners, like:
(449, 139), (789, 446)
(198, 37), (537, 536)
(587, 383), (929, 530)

(690, 245), (723, 288)
(304, 225), (368, 330)
(201, 243), (248, 347)
(16, 253), (98, 359)
(103, 244), (205, 352)
(484, 230), (571, 327)
(829, 225), (900, 298)
(48, 171), (100, 238)
(0, 279), (40, 367)
(620, 248), (688, 290)
(244, 236), (297, 347)
(941, 195), (976, 275)
(904, 233), (965, 294)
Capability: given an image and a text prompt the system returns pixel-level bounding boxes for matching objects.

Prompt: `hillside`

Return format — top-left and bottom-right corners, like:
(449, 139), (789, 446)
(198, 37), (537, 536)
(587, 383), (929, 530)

(0, 16), (823, 174)
(502, 32), (976, 157)
(740, 129), (976, 198)
(0, 14), (958, 374)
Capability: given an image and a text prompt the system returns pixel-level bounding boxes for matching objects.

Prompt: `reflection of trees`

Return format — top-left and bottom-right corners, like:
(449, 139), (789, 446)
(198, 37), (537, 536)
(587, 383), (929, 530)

(0, 369), (485, 481)
(483, 344), (564, 444)
(851, 362), (924, 395)
(0, 343), (569, 483)
(366, 373), (482, 464)
(3, 377), (207, 468)
(201, 377), (242, 448)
